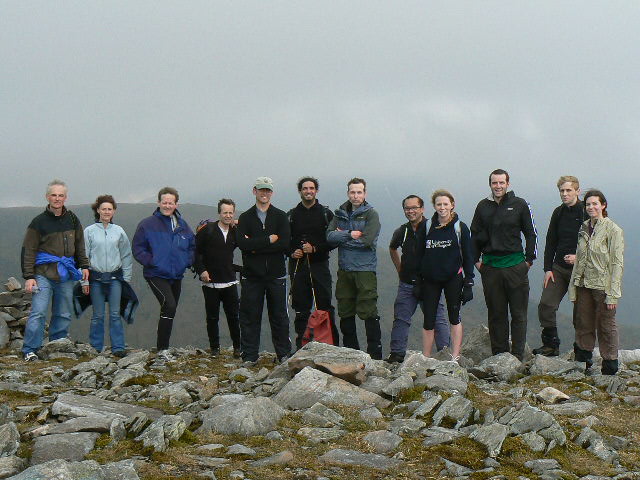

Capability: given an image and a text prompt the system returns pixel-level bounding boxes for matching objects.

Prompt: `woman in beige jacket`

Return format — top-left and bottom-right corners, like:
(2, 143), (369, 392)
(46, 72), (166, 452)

(569, 190), (624, 375)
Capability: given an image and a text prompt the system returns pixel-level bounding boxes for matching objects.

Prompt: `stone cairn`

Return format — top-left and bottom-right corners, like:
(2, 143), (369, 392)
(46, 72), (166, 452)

(0, 277), (29, 352)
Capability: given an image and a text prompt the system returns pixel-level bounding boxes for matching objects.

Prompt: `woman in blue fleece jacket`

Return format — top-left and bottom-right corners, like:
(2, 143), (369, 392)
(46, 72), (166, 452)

(132, 187), (195, 355)
(83, 195), (132, 357)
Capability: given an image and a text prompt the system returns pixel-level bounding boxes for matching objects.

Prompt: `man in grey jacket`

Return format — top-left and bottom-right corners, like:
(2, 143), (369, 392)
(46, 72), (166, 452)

(327, 178), (382, 359)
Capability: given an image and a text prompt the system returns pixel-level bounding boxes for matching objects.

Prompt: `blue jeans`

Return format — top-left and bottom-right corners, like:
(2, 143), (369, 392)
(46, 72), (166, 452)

(22, 275), (74, 354)
(89, 279), (125, 352)
(389, 281), (450, 354)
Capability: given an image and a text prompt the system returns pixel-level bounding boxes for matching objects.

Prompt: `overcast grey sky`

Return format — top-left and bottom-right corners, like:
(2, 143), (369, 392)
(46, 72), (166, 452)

(1, 1), (638, 210)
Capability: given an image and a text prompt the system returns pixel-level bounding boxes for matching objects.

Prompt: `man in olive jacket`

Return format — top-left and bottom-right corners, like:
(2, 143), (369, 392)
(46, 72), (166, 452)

(21, 179), (90, 361)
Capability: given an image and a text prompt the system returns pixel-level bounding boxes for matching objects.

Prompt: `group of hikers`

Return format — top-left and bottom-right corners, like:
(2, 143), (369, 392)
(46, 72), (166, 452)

(20, 169), (624, 375)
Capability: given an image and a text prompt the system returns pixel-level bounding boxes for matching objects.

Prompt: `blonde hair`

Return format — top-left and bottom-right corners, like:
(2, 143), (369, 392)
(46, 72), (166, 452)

(557, 175), (579, 190)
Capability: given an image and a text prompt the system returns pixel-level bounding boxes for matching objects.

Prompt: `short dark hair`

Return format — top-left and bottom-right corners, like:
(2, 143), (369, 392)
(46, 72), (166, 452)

(402, 195), (424, 209)
(347, 177), (366, 190)
(583, 189), (608, 218)
(489, 169), (510, 184)
(217, 198), (236, 213)
(157, 187), (179, 203)
(297, 176), (319, 191)
(91, 194), (117, 222)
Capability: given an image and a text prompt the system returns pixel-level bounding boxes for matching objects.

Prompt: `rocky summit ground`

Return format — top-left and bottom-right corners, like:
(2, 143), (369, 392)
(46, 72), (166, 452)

(1, 334), (640, 480)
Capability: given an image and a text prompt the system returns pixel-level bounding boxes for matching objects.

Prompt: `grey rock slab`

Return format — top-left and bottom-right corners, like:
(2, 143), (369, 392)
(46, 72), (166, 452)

(460, 324), (493, 364)
(359, 375), (391, 395)
(499, 403), (556, 435)
(250, 450), (294, 467)
(0, 422), (20, 457)
(152, 382), (192, 407)
(411, 394), (442, 419)
(0, 456), (26, 479)
(318, 448), (402, 470)
(4, 277), (21, 291)
(518, 432), (547, 452)
(198, 397), (285, 436)
(477, 353), (523, 382)
(40, 338), (77, 355)
(432, 395), (473, 429)
(382, 374), (414, 398)
(7, 459), (106, 480)
(51, 392), (162, 422)
(273, 366), (390, 409)
(72, 356), (112, 374)
(525, 459), (561, 475)
(47, 416), (113, 434)
(432, 361), (470, 382)
(207, 393), (249, 408)
(31, 432), (100, 465)
(0, 404), (13, 425)
(285, 342), (374, 384)
(0, 381), (44, 397)
(544, 400), (597, 416)
(416, 374), (468, 394)
(398, 352), (441, 376)
(226, 444), (256, 456)
(110, 418), (126, 443)
(297, 427), (345, 444)
(440, 457), (473, 477)
(301, 402), (344, 427)
(538, 423), (567, 446)
(530, 355), (580, 376)
(359, 406), (384, 426)
(184, 455), (229, 468)
(0, 292), (20, 307)
(136, 415), (187, 452)
(421, 426), (464, 447)
(0, 317), (9, 349)
(99, 459), (140, 480)
(388, 419), (426, 436)
(363, 430), (402, 453)
(470, 423), (509, 458)
(116, 351), (150, 369)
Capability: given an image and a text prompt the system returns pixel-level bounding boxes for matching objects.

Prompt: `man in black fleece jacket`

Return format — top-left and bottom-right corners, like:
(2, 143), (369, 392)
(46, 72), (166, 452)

(236, 177), (291, 364)
(194, 198), (242, 358)
(533, 176), (586, 356)
(288, 176), (338, 349)
(471, 169), (537, 360)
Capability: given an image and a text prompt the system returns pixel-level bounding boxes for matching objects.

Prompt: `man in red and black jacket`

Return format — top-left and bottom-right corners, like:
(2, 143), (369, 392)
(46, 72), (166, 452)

(194, 198), (242, 358)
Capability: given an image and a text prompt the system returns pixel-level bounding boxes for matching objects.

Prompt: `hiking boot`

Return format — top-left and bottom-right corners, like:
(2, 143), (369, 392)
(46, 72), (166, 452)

(112, 350), (127, 358)
(210, 348), (220, 358)
(601, 359), (619, 375)
(232, 348), (242, 359)
(23, 352), (38, 362)
(533, 328), (560, 356)
(532, 344), (560, 356)
(573, 342), (593, 369)
(385, 352), (405, 364)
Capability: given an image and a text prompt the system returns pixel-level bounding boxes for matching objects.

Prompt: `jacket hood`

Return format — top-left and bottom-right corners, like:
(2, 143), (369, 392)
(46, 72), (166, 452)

(337, 200), (373, 216)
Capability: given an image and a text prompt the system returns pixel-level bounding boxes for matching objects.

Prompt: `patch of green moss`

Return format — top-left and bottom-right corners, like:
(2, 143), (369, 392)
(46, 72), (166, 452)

(135, 400), (180, 415)
(122, 374), (159, 387)
(16, 441), (33, 460)
(395, 385), (427, 404)
(93, 433), (112, 449)
(552, 441), (618, 477)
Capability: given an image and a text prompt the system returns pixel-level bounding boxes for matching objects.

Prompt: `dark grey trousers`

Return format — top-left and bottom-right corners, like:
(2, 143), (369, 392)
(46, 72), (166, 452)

(480, 261), (530, 359)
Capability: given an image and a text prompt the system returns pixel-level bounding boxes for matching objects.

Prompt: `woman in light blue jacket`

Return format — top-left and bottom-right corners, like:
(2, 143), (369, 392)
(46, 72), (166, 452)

(83, 195), (132, 357)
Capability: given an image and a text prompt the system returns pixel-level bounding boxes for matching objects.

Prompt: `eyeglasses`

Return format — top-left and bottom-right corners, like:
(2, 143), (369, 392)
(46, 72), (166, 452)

(403, 206), (421, 212)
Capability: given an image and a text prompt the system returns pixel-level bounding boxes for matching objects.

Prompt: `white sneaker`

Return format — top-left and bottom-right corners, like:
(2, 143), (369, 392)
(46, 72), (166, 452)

(24, 352), (38, 362)
(450, 354), (460, 364)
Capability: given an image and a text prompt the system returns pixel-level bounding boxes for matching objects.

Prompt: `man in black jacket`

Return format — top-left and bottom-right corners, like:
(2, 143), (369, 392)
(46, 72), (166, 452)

(237, 177), (292, 364)
(288, 177), (338, 349)
(194, 198), (242, 358)
(471, 169), (537, 360)
(533, 176), (585, 356)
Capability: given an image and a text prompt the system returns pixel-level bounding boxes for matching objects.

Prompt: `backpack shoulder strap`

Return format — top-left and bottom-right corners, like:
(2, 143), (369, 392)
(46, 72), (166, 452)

(454, 219), (462, 259)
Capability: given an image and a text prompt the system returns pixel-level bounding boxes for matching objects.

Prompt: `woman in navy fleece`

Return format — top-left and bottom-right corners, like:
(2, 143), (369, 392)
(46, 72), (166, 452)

(132, 187), (195, 358)
(419, 190), (475, 361)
